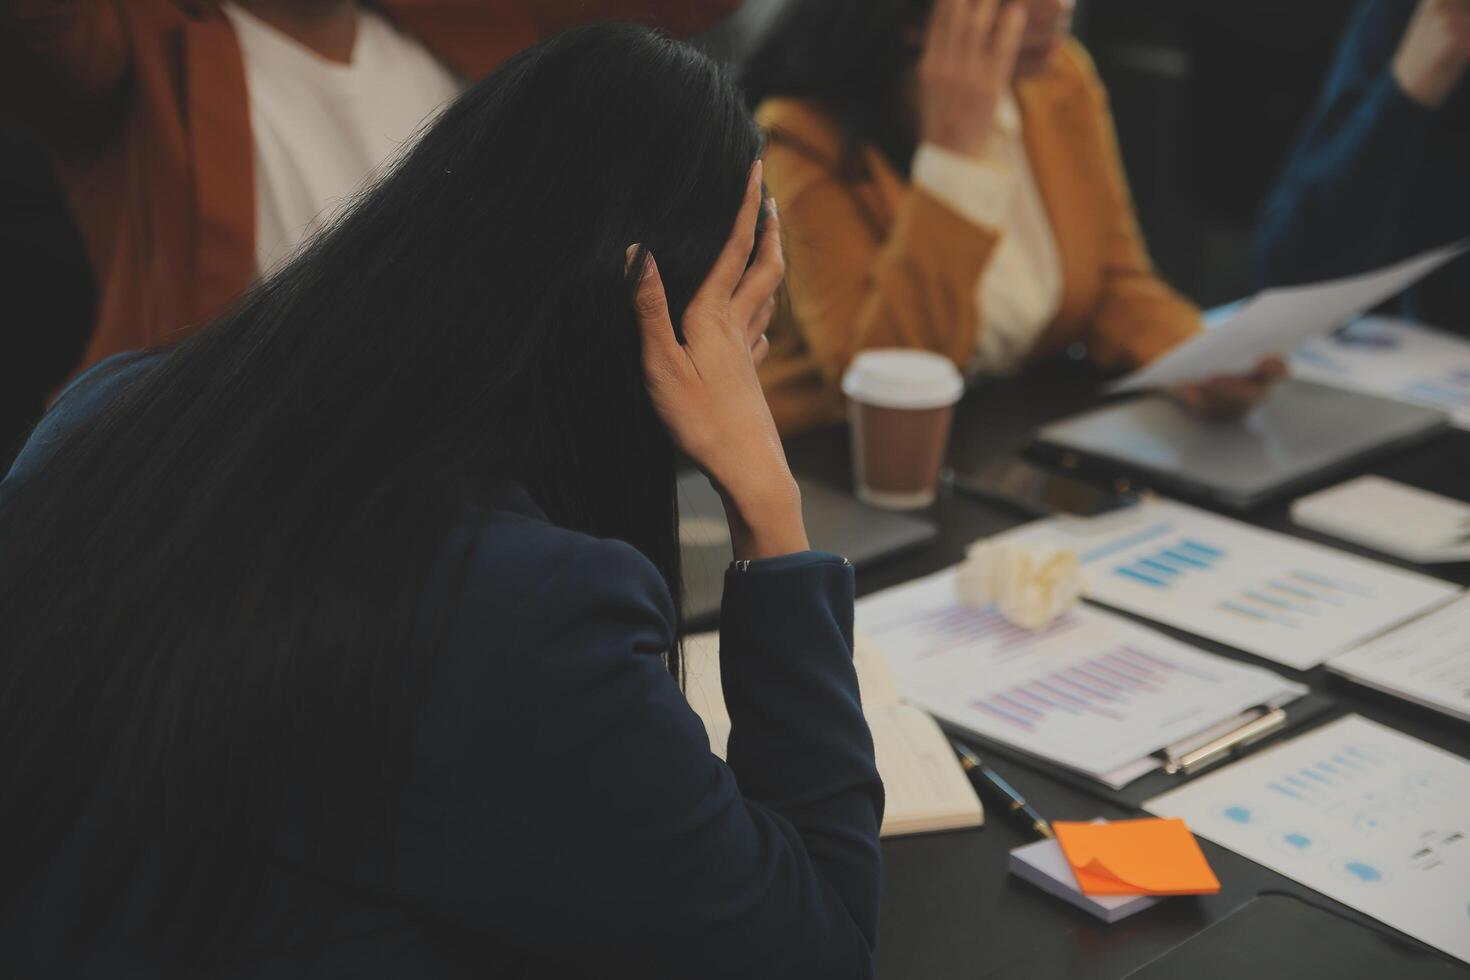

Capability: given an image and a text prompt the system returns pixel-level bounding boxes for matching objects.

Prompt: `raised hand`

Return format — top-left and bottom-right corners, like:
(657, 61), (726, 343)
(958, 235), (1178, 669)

(918, 0), (1029, 159)
(1393, 0), (1470, 107)
(1170, 356), (1289, 420)
(631, 162), (808, 560)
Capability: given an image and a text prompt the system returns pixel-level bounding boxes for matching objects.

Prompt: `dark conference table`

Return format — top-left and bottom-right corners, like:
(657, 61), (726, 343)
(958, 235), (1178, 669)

(780, 356), (1470, 980)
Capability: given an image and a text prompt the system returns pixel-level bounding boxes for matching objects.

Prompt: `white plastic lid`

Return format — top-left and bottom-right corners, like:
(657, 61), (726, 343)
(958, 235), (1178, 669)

(841, 349), (964, 410)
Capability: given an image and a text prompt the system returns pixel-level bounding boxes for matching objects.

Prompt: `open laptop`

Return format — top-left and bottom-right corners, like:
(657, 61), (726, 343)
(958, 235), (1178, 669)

(1033, 379), (1449, 511)
(678, 470), (936, 624)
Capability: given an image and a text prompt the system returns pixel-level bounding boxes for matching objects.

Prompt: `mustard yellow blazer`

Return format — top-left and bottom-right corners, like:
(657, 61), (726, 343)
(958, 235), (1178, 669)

(757, 41), (1201, 434)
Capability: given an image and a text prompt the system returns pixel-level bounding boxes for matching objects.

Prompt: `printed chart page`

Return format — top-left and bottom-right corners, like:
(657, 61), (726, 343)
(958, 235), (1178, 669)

(856, 569), (1302, 786)
(1328, 595), (1470, 723)
(1147, 716), (1470, 965)
(997, 500), (1459, 670)
(1293, 317), (1470, 430)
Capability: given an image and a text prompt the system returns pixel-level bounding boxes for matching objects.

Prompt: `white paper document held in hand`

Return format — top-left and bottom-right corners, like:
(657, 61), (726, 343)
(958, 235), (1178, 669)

(1109, 242), (1467, 393)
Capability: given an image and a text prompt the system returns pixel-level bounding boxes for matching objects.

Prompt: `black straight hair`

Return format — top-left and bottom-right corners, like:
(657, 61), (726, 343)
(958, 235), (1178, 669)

(740, 0), (936, 177)
(0, 22), (762, 971)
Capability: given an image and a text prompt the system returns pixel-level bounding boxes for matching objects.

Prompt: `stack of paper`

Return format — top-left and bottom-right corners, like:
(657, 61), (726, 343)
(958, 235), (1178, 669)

(1292, 476), (1470, 564)
(1009, 836), (1159, 923)
(681, 632), (983, 838)
(855, 569), (1305, 788)
(1328, 595), (1470, 723)
(1293, 316), (1470, 431)
(1009, 817), (1218, 922)
(1146, 716), (1470, 965)
(993, 499), (1460, 670)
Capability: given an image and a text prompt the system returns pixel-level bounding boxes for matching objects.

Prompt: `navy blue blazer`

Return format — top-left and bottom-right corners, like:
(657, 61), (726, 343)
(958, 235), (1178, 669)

(1254, 0), (1469, 329)
(0, 355), (884, 979)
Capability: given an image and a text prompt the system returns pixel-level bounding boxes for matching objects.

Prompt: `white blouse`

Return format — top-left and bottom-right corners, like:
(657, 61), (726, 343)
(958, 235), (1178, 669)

(223, 3), (464, 275)
(911, 94), (1064, 376)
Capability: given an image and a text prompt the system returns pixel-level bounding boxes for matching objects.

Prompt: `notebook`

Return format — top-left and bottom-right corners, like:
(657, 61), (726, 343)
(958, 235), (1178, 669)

(1291, 476), (1470, 564)
(681, 631), (983, 837)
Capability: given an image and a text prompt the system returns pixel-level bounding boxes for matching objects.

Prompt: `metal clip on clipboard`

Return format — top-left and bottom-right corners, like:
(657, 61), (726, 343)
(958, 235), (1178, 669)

(1161, 706), (1290, 776)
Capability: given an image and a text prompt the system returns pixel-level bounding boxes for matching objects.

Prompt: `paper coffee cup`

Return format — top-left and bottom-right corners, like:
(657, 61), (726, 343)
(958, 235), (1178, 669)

(841, 350), (963, 510)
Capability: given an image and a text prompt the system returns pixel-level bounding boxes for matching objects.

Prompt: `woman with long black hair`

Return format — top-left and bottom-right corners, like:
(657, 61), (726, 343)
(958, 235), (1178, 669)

(0, 23), (882, 979)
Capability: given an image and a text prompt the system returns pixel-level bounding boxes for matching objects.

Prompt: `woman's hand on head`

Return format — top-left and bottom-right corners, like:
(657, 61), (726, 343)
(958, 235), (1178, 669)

(1393, 0), (1470, 108)
(631, 163), (809, 561)
(1169, 356), (1289, 420)
(918, 0), (1029, 159)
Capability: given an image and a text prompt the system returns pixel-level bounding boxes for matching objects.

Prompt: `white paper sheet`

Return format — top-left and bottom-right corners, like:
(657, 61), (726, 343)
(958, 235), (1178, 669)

(1009, 834), (1159, 922)
(1329, 596), (1470, 723)
(996, 500), (1460, 670)
(1292, 475), (1470, 564)
(855, 570), (1303, 785)
(1292, 316), (1470, 430)
(1146, 715), (1470, 965)
(1110, 244), (1466, 393)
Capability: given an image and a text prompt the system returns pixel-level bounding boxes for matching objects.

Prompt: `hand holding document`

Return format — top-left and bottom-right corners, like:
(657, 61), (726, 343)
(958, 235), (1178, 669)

(1110, 242), (1467, 393)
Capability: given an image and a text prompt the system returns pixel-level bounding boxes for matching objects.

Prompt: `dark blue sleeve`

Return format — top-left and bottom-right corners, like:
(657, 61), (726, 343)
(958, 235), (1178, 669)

(403, 537), (881, 979)
(1, 352), (157, 493)
(1253, 0), (1434, 287)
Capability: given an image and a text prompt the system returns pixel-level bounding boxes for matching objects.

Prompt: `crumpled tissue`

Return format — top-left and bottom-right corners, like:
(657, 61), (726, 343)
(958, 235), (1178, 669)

(954, 540), (1084, 631)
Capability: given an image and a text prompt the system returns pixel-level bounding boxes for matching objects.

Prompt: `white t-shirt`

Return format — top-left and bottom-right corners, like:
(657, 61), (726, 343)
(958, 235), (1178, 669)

(911, 95), (1064, 376)
(222, 3), (465, 274)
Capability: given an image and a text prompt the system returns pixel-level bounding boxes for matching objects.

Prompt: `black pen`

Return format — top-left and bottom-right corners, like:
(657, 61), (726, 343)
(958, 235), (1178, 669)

(950, 740), (1053, 840)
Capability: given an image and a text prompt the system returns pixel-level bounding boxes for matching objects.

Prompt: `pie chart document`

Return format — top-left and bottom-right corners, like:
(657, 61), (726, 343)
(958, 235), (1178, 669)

(1147, 715), (1470, 965)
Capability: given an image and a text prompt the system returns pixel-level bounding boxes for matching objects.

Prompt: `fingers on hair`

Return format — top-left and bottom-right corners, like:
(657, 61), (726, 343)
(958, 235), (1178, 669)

(732, 199), (784, 324)
(993, 1), (1028, 59)
(629, 247), (680, 361)
(699, 161), (765, 305)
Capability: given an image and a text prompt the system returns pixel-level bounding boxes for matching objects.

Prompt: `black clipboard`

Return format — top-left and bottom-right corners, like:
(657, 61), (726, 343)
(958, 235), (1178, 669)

(942, 691), (1338, 810)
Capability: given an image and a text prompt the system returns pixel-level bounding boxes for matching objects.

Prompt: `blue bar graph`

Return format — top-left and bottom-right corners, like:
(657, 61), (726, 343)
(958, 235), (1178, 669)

(1112, 538), (1226, 589)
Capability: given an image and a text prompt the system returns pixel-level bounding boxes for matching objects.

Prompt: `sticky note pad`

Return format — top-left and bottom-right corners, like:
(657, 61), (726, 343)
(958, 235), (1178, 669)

(1053, 818), (1220, 896)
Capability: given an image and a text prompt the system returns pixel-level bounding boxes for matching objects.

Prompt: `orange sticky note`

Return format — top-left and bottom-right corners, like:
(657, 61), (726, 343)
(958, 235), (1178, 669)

(1052, 818), (1220, 896)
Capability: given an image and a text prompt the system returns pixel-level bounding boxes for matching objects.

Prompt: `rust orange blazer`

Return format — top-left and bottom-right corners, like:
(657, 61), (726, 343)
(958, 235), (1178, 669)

(756, 41), (1202, 434)
(0, 0), (738, 374)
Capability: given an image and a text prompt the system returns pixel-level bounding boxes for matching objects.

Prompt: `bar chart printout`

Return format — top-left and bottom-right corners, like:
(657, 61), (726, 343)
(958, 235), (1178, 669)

(855, 570), (1302, 785)
(995, 499), (1459, 670)
(1147, 716), (1470, 965)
